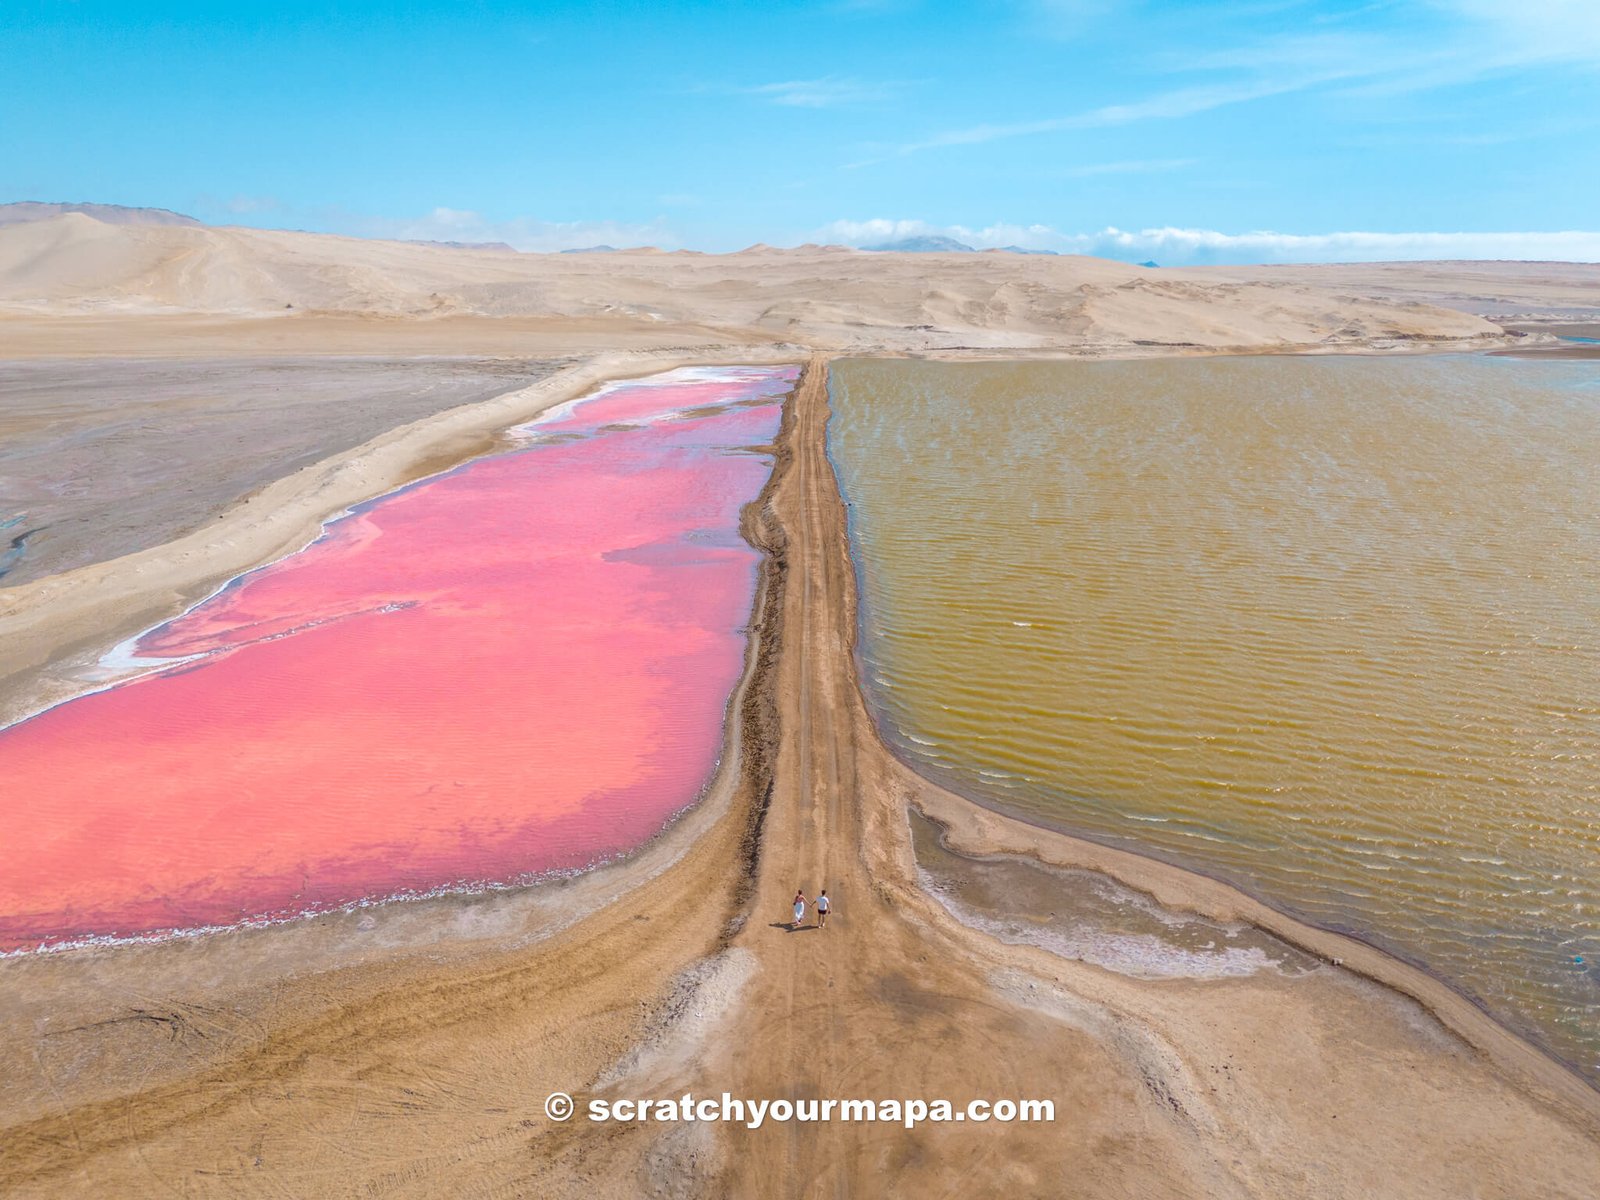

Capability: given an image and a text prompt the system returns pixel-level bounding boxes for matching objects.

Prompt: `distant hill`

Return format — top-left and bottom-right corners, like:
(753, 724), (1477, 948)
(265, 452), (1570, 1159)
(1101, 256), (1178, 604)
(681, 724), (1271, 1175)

(866, 238), (1063, 254)
(862, 235), (975, 253)
(0, 211), (1513, 354)
(0, 201), (202, 228)
(1139, 260), (1160, 268)
(561, 245), (619, 254)
(406, 239), (517, 252)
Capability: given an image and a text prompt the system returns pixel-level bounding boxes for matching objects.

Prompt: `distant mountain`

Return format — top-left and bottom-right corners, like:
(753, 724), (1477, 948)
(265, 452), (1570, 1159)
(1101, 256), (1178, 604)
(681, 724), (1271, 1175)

(0, 201), (203, 227)
(406, 239), (517, 252)
(560, 245), (619, 254)
(996, 246), (1059, 255)
(1139, 260), (1160, 268)
(862, 235), (975, 253)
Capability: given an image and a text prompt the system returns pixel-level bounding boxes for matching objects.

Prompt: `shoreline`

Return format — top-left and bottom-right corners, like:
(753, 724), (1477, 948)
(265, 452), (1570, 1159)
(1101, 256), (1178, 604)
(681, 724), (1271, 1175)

(840, 566), (1600, 1096)
(813, 361), (1600, 1117)
(0, 344), (805, 727)
(822, 349), (1600, 1104)
(4, 350), (1599, 1194)
(904, 763), (1600, 1113)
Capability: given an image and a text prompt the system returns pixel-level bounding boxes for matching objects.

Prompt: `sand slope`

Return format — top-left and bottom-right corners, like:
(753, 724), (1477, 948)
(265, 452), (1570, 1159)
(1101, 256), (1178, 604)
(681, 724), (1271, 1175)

(0, 215), (1511, 352)
(0, 202), (203, 228)
(1175, 260), (1600, 322)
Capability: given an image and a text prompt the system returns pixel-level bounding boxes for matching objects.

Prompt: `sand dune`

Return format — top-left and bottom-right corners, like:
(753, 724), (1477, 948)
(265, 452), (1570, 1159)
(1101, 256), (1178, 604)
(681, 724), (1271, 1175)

(1176, 259), (1600, 322)
(0, 202), (203, 228)
(0, 214), (1514, 352)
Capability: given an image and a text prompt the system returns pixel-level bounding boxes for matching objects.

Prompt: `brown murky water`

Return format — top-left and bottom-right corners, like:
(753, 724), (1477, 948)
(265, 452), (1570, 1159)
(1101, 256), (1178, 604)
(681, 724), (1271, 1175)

(829, 355), (1600, 1080)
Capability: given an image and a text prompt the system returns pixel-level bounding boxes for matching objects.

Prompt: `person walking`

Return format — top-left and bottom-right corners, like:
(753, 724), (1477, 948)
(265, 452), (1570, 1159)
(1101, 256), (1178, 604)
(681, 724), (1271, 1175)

(792, 889), (807, 930)
(816, 889), (831, 929)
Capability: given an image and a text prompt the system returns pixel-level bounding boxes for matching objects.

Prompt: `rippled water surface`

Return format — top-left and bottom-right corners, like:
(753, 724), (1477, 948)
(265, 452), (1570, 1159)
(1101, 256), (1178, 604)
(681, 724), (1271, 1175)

(830, 355), (1600, 1078)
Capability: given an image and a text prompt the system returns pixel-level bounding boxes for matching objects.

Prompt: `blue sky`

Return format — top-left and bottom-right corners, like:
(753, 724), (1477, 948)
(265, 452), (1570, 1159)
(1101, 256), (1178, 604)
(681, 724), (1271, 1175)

(3, 1), (1597, 262)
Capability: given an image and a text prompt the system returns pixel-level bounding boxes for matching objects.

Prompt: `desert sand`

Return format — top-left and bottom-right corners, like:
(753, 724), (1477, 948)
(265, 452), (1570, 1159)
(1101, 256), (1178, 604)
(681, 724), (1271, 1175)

(0, 213), (1538, 356)
(1172, 259), (1600, 323)
(2, 215), (1599, 1196)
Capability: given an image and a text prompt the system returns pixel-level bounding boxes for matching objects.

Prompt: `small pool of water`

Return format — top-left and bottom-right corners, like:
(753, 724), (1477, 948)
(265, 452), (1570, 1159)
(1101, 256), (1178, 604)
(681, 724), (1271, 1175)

(912, 810), (1318, 980)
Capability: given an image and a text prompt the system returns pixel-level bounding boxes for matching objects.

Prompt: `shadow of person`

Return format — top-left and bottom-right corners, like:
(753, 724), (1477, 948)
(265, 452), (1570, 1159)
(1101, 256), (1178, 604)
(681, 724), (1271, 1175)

(768, 921), (818, 934)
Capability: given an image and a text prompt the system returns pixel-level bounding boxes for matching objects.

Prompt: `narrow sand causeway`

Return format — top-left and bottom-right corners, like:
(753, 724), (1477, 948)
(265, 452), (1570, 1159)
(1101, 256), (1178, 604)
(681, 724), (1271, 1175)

(2, 357), (1598, 1197)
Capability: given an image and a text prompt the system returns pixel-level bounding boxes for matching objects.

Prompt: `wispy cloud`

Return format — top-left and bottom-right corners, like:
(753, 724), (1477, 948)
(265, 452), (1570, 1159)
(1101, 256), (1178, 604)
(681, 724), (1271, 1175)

(223, 194), (283, 215)
(1058, 157), (1196, 178)
(1021, 0), (1143, 39)
(816, 218), (1600, 264)
(741, 77), (901, 108)
(357, 207), (680, 252)
(818, 218), (1069, 252)
(890, 0), (1600, 160)
(898, 74), (1350, 154)
(1084, 226), (1600, 264)
(192, 193), (285, 219)
(1434, 0), (1600, 67)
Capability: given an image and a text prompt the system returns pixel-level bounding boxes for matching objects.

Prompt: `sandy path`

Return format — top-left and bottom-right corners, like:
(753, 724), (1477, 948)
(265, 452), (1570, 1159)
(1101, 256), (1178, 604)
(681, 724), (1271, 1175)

(3, 356), (1598, 1197)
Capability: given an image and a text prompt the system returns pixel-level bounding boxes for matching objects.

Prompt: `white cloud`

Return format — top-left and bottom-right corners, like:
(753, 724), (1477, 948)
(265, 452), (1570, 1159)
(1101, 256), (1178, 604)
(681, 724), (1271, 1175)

(742, 77), (899, 108)
(1434, 0), (1600, 67)
(891, 1), (1599, 161)
(223, 194), (283, 215)
(900, 74), (1351, 154)
(358, 207), (680, 252)
(818, 218), (1073, 252)
(1026, 0), (1125, 28)
(815, 218), (1600, 263)
(1058, 157), (1196, 178)
(1085, 226), (1600, 264)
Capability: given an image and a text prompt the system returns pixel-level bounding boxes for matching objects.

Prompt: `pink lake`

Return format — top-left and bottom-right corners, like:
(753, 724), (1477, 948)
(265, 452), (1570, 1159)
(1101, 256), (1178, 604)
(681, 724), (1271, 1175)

(0, 365), (796, 951)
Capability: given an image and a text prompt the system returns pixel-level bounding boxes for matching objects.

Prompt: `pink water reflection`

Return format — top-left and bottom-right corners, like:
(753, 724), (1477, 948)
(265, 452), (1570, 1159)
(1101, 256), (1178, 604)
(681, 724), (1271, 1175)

(0, 365), (795, 950)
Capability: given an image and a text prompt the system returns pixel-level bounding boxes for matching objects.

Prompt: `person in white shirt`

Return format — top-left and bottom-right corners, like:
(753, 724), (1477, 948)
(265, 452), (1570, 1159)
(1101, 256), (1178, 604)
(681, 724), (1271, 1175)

(816, 889), (831, 929)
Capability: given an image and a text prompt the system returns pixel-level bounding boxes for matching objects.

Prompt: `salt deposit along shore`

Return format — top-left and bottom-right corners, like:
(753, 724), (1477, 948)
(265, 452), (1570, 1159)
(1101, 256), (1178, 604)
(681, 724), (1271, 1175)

(1, 224), (1598, 1195)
